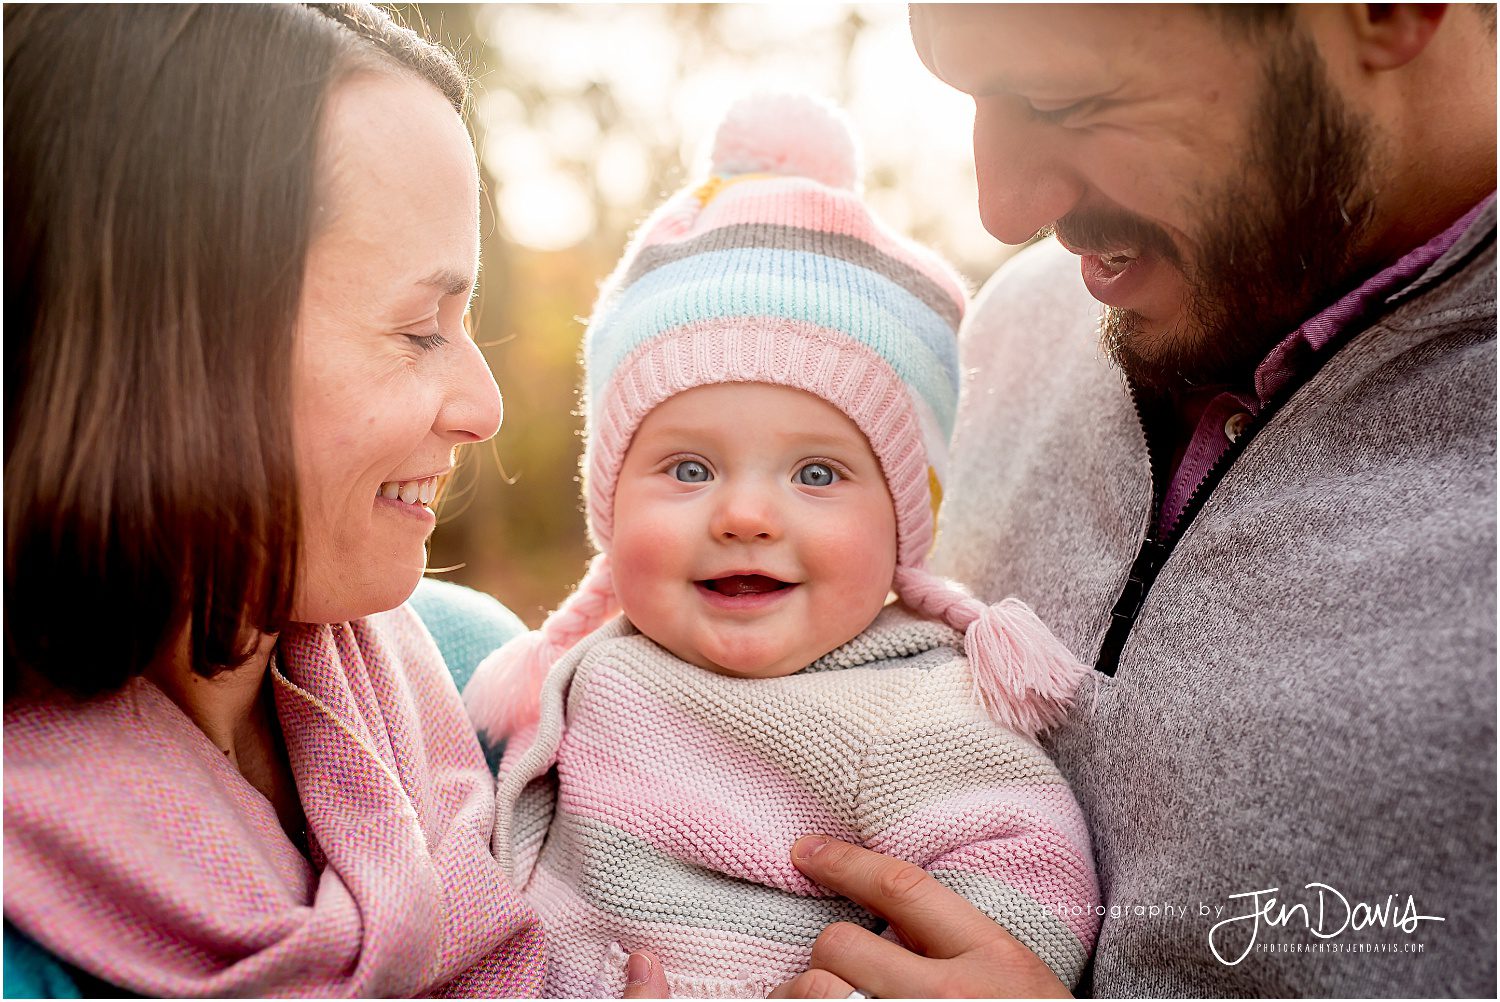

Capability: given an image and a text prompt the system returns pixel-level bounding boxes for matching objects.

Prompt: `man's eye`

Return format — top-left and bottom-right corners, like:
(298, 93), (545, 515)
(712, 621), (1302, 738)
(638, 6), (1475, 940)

(670, 460), (713, 483)
(1027, 100), (1085, 124)
(795, 463), (839, 487)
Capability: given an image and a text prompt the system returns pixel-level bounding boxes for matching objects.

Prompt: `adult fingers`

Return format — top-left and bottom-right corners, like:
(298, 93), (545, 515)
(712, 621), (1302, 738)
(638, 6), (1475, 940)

(797, 920), (1072, 1000)
(621, 950), (670, 998)
(766, 968), (857, 999)
(806, 921), (945, 1000)
(791, 836), (998, 958)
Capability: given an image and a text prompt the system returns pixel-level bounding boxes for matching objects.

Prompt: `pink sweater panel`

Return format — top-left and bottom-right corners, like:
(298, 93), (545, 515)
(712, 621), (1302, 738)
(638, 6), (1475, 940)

(495, 607), (1100, 997)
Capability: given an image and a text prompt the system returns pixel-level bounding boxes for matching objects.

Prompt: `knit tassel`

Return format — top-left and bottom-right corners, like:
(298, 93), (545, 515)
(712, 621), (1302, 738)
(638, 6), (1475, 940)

(463, 554), (618, 743)
(894, 567), (1089, 738)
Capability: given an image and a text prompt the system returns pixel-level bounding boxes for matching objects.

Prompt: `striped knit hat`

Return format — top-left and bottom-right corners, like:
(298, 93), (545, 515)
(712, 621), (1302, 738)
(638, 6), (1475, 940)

(466, 95), (1087, 740)
(584, 94), (964, 564)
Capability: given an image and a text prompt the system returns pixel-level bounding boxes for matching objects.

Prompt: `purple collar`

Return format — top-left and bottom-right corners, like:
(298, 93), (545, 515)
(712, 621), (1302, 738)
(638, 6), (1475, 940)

(1253, 193), (1495, 406)
(1154, 191), (1496, 537)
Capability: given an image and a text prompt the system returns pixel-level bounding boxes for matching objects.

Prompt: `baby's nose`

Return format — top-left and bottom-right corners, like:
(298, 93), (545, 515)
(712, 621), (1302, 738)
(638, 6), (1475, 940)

(710, 485), (782, 542)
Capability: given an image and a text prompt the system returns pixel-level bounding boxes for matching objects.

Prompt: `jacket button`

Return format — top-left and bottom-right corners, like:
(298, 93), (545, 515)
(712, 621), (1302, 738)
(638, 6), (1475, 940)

(1224, 412), (1252, 443)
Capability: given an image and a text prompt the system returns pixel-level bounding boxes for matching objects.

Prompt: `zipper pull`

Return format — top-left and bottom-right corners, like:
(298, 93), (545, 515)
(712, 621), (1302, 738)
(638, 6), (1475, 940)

(1095, 536), (1170, 676)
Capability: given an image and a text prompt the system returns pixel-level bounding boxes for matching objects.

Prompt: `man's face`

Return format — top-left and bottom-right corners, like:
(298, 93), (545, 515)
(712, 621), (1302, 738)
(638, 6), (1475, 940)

(912, 5), (1377, 391)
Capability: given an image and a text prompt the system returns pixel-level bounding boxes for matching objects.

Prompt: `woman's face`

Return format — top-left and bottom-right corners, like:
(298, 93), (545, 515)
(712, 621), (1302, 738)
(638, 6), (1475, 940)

(290, 72), (501, 624)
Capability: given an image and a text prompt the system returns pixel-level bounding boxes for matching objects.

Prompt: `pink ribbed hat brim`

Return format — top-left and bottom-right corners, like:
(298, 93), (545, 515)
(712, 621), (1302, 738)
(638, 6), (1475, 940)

(585, 318), (934, 568)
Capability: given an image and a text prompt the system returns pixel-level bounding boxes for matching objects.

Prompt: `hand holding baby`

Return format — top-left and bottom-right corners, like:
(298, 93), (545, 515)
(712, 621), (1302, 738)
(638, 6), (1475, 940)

(767, 836), (1071, 999)
(620, 836), (1070, 1000)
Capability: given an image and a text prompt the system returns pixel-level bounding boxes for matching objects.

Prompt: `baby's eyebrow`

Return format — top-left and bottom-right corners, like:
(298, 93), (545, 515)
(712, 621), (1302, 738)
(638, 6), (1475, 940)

(635, 425), (709, 444)
(643, 427), (864, 452)
(774, 427), (871, 451)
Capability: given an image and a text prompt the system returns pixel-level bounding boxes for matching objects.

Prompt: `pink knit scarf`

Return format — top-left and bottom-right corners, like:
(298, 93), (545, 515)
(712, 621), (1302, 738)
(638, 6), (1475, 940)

(3, 607), (544, 997)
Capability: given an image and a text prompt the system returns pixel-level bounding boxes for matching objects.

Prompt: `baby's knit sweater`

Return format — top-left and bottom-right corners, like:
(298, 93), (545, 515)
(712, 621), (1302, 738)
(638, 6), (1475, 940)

(494, 606), (1101, 998)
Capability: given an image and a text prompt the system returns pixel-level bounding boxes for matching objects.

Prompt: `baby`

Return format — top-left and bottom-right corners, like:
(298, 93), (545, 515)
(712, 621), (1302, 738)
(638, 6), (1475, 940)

(466, 94), (1100, 998)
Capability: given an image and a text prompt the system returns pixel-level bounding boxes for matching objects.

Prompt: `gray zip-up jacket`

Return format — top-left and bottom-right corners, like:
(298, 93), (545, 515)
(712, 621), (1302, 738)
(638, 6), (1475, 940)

(934, 208), (1496, 998)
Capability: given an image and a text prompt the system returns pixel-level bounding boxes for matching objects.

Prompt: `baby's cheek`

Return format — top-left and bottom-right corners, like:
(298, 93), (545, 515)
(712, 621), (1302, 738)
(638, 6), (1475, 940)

(609, 506), (694, 631)
(811, 519), (897, 607)
(611, 518), (682, 580)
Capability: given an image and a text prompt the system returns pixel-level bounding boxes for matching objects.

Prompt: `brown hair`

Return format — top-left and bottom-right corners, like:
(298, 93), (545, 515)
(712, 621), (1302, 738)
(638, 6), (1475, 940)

(4, 4), (468, 698)
(1204, 3), (1292, 37)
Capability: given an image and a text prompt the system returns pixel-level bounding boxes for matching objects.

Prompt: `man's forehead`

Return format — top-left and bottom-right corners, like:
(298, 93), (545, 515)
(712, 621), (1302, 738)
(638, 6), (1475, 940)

(911, 4), (1216, 95)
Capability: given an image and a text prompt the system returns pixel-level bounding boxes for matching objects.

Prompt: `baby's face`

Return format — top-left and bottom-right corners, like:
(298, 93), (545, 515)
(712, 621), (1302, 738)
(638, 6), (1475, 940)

(611, 382), (897, 679)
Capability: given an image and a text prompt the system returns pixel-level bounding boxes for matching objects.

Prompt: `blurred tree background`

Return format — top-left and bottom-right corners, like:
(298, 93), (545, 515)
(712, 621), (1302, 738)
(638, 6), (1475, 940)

(403, 3), (1017, 626)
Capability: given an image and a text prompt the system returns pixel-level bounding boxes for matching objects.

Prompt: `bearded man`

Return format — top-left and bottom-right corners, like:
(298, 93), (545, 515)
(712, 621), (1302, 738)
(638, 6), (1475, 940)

(758, 5), (1496, 999)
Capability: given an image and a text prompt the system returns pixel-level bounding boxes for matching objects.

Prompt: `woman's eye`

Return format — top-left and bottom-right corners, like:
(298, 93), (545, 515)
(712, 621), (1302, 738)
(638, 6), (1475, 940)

(795, 463), (839, 487)
(670, 460), (713, 483)
(404, 331), (449, 353)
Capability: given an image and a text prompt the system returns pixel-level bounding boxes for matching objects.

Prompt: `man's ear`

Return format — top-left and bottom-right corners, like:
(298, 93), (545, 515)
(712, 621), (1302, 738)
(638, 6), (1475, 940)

(1347, 3), (1448, 71)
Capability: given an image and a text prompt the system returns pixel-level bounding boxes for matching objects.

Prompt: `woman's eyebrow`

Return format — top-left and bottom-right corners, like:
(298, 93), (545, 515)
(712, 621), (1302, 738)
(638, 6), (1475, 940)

(417, 268), (473, 297)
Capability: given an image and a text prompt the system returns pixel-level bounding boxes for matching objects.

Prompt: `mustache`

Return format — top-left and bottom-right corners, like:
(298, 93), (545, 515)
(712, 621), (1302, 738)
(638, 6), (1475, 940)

(1045, 208), (1181, 268)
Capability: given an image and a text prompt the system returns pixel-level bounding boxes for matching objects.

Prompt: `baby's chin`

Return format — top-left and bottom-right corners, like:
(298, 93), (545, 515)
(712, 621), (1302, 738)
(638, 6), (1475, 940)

(676, 636), (848, 680)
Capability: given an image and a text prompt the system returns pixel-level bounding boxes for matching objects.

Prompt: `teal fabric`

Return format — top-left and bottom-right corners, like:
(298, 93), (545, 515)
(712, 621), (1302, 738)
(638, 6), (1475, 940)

(4, 923), (81, 999)
(409, 577), (527, 693)
(410, 577), (527, 771)
(3, 582), (525, 998)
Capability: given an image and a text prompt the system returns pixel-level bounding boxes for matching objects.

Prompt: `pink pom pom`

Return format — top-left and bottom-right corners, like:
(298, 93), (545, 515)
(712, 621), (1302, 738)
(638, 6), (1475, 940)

(710, 93), (859, 190)
(894, 567), (1090, 738)
(464, 630), (557, 742)
(961, 598), (1090, 738)
(463, 555), (619, 741)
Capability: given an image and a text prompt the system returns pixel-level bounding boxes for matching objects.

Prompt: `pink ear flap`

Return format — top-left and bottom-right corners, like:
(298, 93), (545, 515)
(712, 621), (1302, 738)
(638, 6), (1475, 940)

(463, 554), (618, 742)
(894, 567), (1089, 738)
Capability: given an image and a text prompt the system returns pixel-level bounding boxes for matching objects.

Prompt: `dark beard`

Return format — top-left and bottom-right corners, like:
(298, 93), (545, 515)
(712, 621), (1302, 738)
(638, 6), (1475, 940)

(1092, 31), (1377, 393)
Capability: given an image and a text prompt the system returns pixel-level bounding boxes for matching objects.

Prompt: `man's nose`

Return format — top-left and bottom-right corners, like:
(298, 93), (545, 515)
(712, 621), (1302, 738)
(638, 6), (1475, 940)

(972, 98), (1086, 245)
(709, 481), (781, 542)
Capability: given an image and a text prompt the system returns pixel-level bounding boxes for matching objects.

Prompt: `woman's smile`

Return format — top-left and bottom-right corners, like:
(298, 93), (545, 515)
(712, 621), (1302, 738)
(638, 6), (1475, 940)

(290, 73), (500, 623)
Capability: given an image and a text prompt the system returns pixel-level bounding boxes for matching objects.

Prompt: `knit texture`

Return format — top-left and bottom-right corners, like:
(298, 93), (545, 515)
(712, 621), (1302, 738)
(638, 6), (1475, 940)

(3, 606), (545, 997)
(495, 605), (1101, 998)
(934, 209), (1496, 996)
(466, 94), (1092, 755)
(581, 94), (967, 567)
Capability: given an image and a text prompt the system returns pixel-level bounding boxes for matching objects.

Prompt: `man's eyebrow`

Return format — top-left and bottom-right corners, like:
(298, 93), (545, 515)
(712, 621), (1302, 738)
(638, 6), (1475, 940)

(417, 269), (473, 297)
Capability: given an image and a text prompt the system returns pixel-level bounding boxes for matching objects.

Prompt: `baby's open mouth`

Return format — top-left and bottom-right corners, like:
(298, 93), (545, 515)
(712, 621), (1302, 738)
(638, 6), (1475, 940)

(698, 574), (794, 596)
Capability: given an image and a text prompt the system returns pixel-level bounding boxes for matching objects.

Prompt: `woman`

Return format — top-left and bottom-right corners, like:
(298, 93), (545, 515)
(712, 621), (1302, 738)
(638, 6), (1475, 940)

(3, 5), (1077, 998)
(4, 4), (542, 995)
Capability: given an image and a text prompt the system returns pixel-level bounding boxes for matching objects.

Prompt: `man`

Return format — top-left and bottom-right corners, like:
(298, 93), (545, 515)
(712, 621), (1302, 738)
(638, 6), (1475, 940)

(748, 5), (1495, 999)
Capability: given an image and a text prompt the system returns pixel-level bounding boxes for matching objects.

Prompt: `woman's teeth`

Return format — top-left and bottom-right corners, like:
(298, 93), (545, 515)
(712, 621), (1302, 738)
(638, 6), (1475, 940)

(377, 476), (437, 506)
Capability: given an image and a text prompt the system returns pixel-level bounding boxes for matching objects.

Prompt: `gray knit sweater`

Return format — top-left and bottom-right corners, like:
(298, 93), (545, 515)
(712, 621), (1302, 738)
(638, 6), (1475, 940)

(934, 210), (1496, 997)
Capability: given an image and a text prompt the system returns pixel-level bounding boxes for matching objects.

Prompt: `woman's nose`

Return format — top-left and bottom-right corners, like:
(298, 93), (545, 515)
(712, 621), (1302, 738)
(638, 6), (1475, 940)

(710, 482), (782, 542)
(436, 336), (504, 443)
(972, 97), (1087, 244)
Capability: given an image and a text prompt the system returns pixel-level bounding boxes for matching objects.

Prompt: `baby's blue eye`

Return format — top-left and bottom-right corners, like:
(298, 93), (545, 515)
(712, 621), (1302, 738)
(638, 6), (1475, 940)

(795, 463), (839, 487)
(670, 460), (713, 483)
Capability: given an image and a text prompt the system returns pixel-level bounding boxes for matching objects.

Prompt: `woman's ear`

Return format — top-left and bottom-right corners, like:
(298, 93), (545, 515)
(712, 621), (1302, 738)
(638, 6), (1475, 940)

(1347, 3), (1448, 71)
